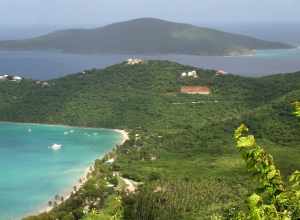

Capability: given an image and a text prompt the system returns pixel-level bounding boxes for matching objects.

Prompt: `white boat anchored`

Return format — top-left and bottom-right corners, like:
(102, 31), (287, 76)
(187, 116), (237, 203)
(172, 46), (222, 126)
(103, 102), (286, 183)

(50, 144), (62, 151)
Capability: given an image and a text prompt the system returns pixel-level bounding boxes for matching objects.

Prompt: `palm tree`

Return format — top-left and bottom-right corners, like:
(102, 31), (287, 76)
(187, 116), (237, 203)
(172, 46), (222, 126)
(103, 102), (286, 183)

(55, 194), (60, 200)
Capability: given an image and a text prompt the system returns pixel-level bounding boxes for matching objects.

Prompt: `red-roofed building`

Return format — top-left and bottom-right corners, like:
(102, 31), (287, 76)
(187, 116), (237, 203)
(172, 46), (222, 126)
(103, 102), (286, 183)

(216, 70), (227, 76)
(180, 86), (210, 95)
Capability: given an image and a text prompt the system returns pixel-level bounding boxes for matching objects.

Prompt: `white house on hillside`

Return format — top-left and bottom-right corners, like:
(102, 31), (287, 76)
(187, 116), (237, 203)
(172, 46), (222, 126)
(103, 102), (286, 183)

(216, 70), (227, 76)
(0, 75), (8, 80)
(12, 76), (22, 82)
(181, 72), (187, 77)
(0, 75), (23, 82)
(127, 58), (144, 65)
(181, 70), (198, 79)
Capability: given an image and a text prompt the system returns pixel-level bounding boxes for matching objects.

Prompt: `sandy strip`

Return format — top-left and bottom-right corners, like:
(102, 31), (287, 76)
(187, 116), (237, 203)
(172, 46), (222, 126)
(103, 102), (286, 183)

(33, 129), (129, 215)
(114, 129), (130, 145)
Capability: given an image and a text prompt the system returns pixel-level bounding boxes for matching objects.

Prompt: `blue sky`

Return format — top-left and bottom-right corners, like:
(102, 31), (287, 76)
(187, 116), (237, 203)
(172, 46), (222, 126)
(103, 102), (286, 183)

(0, 0), (299, 27)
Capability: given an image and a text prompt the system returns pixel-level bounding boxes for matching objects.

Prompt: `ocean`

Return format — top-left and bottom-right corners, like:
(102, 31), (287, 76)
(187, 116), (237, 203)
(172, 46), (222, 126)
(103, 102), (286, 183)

(0, 48), (300, 80)
(0, 122), (121, 219)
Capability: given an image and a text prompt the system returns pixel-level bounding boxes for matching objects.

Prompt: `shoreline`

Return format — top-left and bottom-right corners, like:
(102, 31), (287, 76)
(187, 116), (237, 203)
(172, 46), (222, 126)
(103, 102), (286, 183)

(24, 127), (129, 217)
(0, 120), (118, 131)
(114, 129), (130, 145)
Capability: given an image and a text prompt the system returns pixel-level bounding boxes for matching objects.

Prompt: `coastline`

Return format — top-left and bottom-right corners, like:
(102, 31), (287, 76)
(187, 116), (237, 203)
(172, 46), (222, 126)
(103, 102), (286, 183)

(28, 128), (129, 217)
(114, 129), (130, 145)
(0, 120), (118, 131)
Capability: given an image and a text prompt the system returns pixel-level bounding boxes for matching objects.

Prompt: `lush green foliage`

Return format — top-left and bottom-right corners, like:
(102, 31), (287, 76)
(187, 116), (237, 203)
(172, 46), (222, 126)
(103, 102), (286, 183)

(82, 195), (123, 220)
(122, 179), (243, 220)
(231, 124), (300, 219)
(0, 61), (299, 219)
(293, 101), (300, 117)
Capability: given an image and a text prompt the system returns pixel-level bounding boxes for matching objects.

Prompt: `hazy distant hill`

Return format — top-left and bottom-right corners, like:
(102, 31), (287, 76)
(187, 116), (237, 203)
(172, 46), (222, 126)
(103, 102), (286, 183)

(0, 18), (293, 55)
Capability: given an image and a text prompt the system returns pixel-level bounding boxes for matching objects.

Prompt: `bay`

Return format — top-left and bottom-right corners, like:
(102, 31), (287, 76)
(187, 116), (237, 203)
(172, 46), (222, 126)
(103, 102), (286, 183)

(0, 122), (121, 219)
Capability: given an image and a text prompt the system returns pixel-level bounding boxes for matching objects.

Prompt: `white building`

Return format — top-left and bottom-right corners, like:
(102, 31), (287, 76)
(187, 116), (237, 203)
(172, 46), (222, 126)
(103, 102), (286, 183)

(0, 75), (8, 80)
(42, 82), (49, 87)
(105, 158), (115, 164)
(181, 70), (198, 79)
(12, 76), (22, 82)
(0, 75), (23, 82)
(127, 58), (144, 65)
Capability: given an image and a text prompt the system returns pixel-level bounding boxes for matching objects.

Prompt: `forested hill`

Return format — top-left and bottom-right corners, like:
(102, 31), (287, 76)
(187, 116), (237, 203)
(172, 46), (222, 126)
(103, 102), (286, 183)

(0, 18), (293, 55)
(1, 60), (300, 219)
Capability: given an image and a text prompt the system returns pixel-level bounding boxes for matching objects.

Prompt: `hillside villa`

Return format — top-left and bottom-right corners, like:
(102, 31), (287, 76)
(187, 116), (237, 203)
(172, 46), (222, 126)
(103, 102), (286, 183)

(127, 58), (144, 65)
(180, 86), (210, 95)
(0, 75), (8, 80)
(0, 74), (23, 82)
(216, 69), (227, 76)
(181, 70), (198, 78)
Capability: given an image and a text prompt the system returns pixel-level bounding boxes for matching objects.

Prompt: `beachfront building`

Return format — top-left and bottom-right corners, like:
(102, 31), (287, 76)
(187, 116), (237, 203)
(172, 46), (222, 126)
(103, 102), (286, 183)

(127, 58), (144, 65)
(180, 86), (210, 95)
(105, 158), (115, 164)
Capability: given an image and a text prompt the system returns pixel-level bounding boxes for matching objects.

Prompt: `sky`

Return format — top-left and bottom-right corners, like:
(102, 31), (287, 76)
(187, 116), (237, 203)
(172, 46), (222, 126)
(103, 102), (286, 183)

(0, 0), (299, 28)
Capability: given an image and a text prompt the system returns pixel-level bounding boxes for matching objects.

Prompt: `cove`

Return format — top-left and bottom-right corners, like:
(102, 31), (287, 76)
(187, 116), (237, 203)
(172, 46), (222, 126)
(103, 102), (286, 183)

(0, 122), (122, 219)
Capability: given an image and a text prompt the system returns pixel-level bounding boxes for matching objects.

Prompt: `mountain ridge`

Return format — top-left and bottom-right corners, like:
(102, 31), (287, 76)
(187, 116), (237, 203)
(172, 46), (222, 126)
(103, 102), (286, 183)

(0, 18), (293, 55)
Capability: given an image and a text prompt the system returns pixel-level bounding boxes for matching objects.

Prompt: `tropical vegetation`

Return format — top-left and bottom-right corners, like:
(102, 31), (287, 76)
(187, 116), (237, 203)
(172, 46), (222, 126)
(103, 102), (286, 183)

(0, 60), (299, 219)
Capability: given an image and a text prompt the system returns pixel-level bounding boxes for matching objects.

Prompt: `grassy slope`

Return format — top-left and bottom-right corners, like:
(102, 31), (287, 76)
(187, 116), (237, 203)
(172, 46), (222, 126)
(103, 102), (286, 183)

(0, 18), (292, 55)
(0, 61), (299, 219)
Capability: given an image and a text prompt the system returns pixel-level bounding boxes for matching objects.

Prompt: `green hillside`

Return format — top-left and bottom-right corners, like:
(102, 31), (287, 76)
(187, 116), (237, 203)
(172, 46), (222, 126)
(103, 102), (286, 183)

(0, 18), (293, 55)
(0, 61), (299, 219)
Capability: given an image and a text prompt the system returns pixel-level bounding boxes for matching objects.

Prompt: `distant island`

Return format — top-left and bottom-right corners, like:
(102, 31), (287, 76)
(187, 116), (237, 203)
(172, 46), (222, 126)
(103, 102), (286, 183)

(0, 18), (294, 56)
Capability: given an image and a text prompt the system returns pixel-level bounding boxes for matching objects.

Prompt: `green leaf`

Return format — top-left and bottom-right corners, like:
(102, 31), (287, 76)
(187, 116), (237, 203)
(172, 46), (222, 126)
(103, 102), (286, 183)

(293, 101), (300, 117)
(288, 170), (300, 188)
(289, 170), (300, 182)
(234, 124), (249, 140)
(237, 135), (256, 149)
(267, 166), (277, 180)
(248, 193), (262, 209)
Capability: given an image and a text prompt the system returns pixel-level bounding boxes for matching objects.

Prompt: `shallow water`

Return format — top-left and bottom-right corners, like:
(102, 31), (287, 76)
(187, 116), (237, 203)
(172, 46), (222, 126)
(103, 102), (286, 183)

(0, 49), (300, 80)
(0, 122), (121, 219)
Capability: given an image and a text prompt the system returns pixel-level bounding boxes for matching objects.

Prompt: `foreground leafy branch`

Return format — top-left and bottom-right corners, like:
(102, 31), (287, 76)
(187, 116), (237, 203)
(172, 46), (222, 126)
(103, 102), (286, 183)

(293, 101), (300, 117)
(232, 123), (300, 220)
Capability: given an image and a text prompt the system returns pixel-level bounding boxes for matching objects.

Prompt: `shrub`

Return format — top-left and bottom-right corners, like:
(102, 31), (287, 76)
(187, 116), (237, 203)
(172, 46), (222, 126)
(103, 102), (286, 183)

(229, 123), (300, 219)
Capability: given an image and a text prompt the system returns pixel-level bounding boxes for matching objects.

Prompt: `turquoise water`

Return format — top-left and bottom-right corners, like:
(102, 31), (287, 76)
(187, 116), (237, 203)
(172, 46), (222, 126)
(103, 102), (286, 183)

(0, 122), (121, 220)
(255, 47), (300, 59)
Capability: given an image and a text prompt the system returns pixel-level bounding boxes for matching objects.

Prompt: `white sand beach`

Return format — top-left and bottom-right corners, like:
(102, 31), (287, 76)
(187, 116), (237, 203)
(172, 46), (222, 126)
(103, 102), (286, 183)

(35, 129), (129, 215)
(114, 129), (130, 145)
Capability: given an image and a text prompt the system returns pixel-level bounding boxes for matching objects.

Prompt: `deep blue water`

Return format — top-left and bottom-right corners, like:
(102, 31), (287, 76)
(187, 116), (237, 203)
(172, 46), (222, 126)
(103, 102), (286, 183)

(0, 122), (121, 219)
(0, 49), (300, 80)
